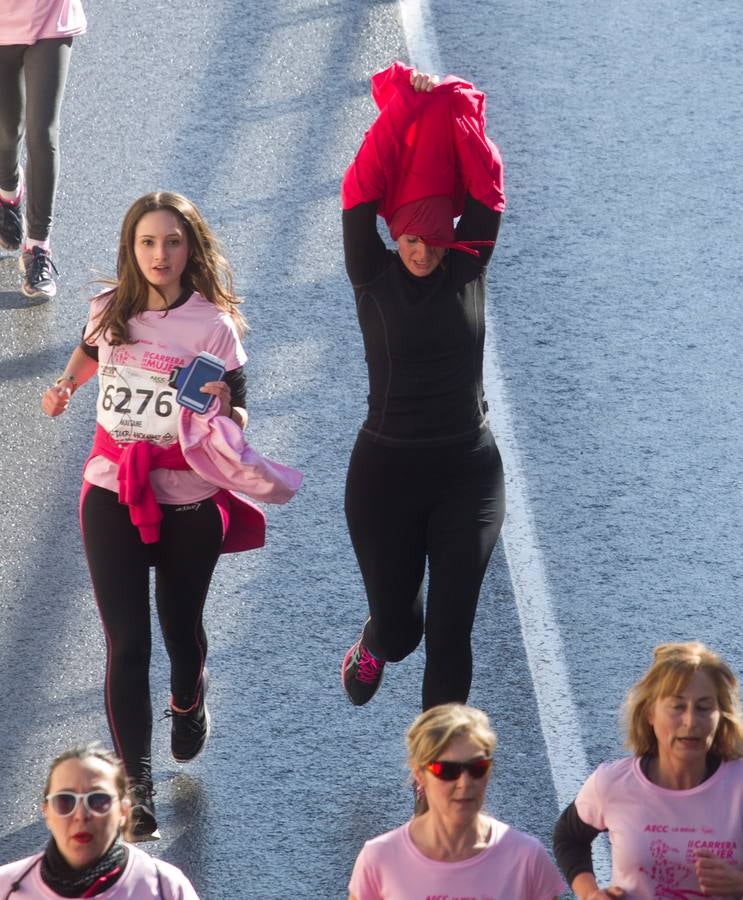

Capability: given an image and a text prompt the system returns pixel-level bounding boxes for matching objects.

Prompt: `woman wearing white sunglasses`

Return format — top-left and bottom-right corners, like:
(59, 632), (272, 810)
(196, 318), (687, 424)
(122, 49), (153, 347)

(348, 704), (565, 899)
(0, 745), (198, 898)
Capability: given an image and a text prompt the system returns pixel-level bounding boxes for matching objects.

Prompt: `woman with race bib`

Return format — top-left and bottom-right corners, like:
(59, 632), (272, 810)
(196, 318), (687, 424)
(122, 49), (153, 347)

(41, 191), (301, 842)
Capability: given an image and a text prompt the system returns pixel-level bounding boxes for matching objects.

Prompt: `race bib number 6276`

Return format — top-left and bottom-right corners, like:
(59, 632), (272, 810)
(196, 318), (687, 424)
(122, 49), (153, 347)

(97, 364), (179, 445)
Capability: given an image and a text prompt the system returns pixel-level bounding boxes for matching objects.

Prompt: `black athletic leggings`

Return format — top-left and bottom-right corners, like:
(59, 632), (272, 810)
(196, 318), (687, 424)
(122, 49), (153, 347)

(0, 38), (73, 241)
(345, 427), (505, 710)
(81, 484), (224, 785)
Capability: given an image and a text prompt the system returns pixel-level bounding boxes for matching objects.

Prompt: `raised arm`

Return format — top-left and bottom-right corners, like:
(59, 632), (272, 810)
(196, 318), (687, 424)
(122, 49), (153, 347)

(340, 66), (439, 286)
(341, 202), (387, 286)
(455, 194), (502, 269)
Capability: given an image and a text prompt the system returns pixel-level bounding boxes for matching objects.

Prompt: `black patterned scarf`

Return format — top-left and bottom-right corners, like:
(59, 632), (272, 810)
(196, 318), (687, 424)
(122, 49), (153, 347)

(39, 837), (128, 897)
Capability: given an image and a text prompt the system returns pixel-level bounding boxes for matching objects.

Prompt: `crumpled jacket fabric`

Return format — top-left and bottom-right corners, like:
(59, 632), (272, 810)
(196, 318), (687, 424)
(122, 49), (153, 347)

(341, 61), (505, 221)
(85, 406), (302, 550)
(177, 404), (302, 505)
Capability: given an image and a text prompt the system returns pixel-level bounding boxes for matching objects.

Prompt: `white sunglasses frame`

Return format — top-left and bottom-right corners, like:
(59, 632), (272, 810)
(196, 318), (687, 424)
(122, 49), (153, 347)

(45, 790), (119, 817)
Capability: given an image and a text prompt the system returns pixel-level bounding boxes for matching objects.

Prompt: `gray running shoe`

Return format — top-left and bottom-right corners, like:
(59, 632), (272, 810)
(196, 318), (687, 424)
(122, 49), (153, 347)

(20, 246), (58, 299)
(126, 783), (160, 842)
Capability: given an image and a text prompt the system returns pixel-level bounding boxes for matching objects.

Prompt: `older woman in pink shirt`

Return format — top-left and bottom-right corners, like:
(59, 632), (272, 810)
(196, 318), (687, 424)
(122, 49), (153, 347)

(349, 704), (565, 900)
(554, 641), (743, 899)
(0, 0), (86, 298)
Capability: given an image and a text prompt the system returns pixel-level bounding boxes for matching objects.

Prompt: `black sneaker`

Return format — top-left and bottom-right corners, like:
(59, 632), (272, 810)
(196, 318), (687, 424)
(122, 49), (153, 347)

(166, 669), (210, 762)
(0, 195), (24, 251)
(20, 246), (58, 299)
(342, 631), (385, 706)
(126, 783), (160, 842)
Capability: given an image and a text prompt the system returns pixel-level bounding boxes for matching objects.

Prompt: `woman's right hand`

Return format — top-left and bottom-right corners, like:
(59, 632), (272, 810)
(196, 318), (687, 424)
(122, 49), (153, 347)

(572, 874), (625, 900)
(409, 68), (439, 92)
(41, 384), (72, 417)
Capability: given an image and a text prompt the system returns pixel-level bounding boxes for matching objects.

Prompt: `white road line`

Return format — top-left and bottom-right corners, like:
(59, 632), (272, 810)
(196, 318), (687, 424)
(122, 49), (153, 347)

(483, 338), (591, 807)
(398, 0), (603, 829)
(398, 0), (441, 75)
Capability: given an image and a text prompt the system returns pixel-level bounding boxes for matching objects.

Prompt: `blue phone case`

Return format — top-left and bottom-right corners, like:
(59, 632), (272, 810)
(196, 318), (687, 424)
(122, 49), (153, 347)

(174, 353), (225, 413)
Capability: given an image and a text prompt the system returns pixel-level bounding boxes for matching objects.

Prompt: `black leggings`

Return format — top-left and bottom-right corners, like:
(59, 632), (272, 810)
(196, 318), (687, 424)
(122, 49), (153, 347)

(345, 428), (505, 710)
(0, 38), (73, 241)
(81, 485), (224, 785)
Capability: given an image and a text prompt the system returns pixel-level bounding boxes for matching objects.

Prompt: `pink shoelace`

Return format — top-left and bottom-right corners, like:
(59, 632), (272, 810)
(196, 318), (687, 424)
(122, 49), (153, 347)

(356, 646), (383, 684)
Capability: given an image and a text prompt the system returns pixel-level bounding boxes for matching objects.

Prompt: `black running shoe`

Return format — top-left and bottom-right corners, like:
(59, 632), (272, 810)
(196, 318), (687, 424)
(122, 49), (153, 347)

(0, 195), (24, 251)
(127, 783), (160, 842)
(20, 246), (58, 299)
(342, 631), (385, 706)
(166, 669), (211, 762)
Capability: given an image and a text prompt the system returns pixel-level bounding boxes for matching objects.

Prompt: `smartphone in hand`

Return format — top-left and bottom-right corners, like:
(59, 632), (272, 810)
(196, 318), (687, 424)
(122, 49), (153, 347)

(169, 351), (226, 414)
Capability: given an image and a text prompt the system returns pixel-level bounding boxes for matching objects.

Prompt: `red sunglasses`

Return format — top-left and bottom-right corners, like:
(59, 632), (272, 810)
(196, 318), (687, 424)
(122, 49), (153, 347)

(425, 758), (492, 781)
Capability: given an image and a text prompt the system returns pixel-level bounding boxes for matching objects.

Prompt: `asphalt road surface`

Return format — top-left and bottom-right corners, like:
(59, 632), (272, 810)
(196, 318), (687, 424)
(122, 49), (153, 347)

(1, 1), (741, 897)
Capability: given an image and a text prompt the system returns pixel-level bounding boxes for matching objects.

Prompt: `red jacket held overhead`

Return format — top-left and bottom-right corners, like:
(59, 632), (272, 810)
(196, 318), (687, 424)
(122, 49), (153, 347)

(341, 61), (506, 223)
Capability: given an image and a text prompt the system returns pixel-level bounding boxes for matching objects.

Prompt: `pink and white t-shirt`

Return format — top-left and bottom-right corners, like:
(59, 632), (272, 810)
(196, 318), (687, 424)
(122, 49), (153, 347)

(83, 291), (247, 505)
(576, 755), (743, 899)
(0, 843), (198, 898)
(348, 815), (566, 900)
(0, 1), (87, 46)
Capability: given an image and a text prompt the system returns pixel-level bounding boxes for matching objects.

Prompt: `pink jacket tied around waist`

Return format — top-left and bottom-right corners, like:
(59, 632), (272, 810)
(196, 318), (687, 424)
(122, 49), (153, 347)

(87, 405), (302, 550)
(341, 61), (505, 256)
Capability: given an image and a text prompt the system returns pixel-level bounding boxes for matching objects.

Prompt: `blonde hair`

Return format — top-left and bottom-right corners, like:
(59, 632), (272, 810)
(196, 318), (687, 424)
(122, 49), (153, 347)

(406, 704), (496, 771)
(88, 191), (246, 345)
(625, 641), (743, 759)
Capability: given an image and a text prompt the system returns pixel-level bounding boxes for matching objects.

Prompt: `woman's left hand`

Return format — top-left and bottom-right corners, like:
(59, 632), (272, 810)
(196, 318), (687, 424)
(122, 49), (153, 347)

(694, 849), (743, 895)
(410, 68), (439, 92)
(201, 380), (232, 418)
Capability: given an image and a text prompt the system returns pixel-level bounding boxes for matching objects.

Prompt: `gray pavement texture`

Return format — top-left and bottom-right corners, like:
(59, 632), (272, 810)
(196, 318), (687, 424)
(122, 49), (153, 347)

(0, 0), (741, 898)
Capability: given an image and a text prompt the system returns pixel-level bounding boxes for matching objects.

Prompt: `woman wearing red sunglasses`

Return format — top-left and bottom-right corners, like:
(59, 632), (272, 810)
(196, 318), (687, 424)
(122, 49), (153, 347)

(0, 745), (197, 898)
(348, 704), (565, 899)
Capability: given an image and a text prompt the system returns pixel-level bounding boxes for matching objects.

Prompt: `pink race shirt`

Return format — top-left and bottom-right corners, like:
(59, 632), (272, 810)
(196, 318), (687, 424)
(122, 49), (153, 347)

(576, 756), (743, 899)
(348, 816), (565, 900)
(0, 1), (87, 45)
(0, 844), (198, 898)
(83, 291), (247, 505)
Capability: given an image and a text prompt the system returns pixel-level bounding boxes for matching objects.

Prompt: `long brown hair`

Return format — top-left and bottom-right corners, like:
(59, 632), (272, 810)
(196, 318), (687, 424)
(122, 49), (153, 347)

(88, 191), (246, 345)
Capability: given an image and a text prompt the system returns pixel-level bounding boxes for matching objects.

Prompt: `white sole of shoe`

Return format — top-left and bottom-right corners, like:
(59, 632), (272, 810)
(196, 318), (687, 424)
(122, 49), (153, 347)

(127, 827), (161, 843)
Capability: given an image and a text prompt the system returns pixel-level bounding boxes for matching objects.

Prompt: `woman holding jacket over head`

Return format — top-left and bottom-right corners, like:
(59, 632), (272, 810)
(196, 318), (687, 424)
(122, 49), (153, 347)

(340, 64), (506, 711)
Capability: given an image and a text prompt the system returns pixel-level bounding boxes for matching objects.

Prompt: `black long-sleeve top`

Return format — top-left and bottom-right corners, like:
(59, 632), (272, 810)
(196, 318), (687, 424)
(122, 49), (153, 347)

(553, 801), (603, 885)
(342, 196), (501, 446)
